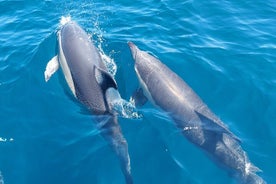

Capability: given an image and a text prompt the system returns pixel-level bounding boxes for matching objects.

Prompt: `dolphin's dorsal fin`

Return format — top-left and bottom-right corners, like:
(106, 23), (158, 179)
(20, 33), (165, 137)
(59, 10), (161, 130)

(44, 55), (59, 82)
(94, 66), (117, 92)
(130, 88), (148, 107)
(195, 111), (241, 143)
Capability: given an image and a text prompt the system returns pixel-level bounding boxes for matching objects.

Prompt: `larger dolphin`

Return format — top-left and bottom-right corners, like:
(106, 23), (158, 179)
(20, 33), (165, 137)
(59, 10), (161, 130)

(128, 42), (265, 184)
(44, 21), (133, 184)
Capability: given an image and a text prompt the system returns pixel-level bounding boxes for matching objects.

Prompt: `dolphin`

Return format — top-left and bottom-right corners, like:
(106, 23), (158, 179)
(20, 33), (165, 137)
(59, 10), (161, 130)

(128, 42), (265, 184)
(44, 21), (133, 184)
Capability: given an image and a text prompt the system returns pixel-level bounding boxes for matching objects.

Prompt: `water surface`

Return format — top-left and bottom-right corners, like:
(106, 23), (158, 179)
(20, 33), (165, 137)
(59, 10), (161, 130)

(0, 1), (275, 183)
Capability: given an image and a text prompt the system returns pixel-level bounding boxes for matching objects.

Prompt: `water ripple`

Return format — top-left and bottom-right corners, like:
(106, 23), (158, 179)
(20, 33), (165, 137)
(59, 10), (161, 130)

(0, 0), (275, 183)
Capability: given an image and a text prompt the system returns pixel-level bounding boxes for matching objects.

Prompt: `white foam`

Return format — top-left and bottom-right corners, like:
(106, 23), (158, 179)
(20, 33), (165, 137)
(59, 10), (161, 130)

(109, 99), (142, 119)
(60, 16), (72, 26)
(245, 162), (251, 175)
(0, 171), (4, 184)
(0, 137), (5, 142)
(183, 126), (199, 131)
(89, 14), (117, 77)
(99, 51), (117, 77)
(0, 137), (14, 142)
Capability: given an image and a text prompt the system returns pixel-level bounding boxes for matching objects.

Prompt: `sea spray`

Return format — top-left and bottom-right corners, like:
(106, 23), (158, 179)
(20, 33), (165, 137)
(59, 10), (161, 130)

(0, 171), (4, 184)
(60, 15), (72, 26)
(106, 88), (141, 119)
(99, 51), (117, 77)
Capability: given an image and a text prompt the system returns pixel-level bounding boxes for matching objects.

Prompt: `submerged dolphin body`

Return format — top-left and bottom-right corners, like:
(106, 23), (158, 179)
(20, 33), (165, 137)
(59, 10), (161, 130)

(44, 21), (133, 184)
(128, 42), (265, 184)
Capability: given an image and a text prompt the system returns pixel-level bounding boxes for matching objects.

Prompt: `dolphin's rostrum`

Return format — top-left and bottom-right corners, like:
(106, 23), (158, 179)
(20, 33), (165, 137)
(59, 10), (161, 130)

(128, 41), (265, 184)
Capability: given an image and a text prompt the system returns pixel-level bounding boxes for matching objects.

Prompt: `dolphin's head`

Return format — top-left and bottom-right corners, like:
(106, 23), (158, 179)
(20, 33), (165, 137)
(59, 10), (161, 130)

(128, 41), (150, 71)
(127, 41), (156, 76)
(60, 21), (79, 38)
(128, 41), (138, 61)
(127, 42), (158, 106)
(128, 41), (154, 78)
(128, 41), (146, 78)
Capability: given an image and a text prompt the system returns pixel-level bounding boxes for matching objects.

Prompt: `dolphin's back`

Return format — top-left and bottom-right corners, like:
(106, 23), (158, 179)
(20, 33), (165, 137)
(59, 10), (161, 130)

(134, 47), (229, 131)
(134, 49), (223, 145)
(57, 23), (133, 183)
(59, 22), (107, 114)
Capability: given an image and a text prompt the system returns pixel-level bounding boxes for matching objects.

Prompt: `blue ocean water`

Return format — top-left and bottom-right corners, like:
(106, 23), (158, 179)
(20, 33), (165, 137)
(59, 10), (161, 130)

(0, 0), (275, 183)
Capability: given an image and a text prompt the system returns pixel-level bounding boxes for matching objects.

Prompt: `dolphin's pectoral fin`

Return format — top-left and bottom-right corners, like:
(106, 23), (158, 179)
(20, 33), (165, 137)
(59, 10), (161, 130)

(44, 55), (59, 82)
(130, 88), (148, 107)
(195, 111), (241, 143)
(94, 66), (117, 92)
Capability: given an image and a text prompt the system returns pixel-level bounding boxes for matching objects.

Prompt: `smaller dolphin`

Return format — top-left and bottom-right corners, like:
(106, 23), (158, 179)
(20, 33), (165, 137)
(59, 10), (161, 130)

(128, 41), (265, 184)
(44, 21), (133, 184)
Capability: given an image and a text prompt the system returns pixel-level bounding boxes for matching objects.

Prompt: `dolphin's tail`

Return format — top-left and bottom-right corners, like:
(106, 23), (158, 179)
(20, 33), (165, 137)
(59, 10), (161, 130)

(180, 113), (266, 184)
(97, 115), (133, 184)
(208, 132), (266, 184)
(240, 172), (266, 184)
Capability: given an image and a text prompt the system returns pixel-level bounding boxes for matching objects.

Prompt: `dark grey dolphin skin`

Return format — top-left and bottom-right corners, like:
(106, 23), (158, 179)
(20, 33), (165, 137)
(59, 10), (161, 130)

(46, 21), (133, 184)
(128, 42), (265, 184)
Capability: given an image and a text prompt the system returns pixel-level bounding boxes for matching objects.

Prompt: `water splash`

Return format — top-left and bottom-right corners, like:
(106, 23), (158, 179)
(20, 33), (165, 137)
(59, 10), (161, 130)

(87, 14), (131, 118)
(93, 25), (133, 118)
(0, 171), (4, 184)
(106, 88), (141, 119)
(99, 52), (117, 77)
(0, 137), (14, 142)
(92, 14), (117, 77)
(60, 15), (72, 26)
(110, 99), (142, 119)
